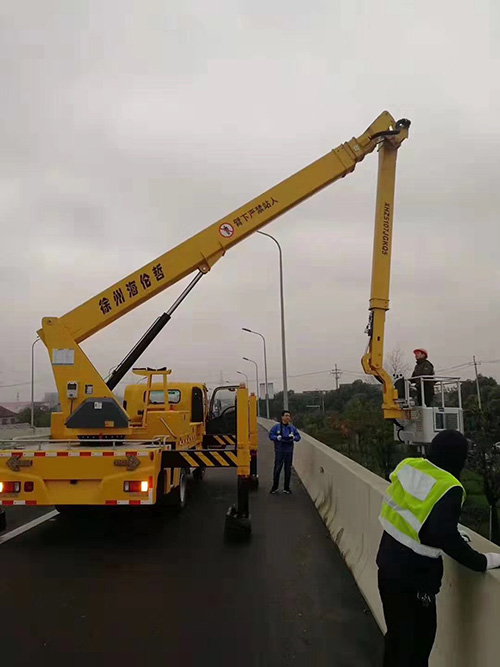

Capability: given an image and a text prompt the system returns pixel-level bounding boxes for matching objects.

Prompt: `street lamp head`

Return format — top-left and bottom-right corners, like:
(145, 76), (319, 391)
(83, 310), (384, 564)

(242, 327), (265, 342)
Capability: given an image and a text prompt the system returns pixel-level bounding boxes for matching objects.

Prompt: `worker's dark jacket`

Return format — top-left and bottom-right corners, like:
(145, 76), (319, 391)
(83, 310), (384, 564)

(411, 358), (435, 380)
(411, 358), (435, 405)
(377, 486), (487, 594)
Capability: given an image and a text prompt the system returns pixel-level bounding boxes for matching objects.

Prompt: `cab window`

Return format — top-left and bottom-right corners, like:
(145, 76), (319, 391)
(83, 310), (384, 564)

(191, 387), (204, 422)
(148, 389), (181, 405)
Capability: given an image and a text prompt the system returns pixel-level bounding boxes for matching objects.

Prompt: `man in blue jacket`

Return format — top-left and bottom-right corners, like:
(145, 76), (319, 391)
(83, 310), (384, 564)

(269, 410), (301, 494)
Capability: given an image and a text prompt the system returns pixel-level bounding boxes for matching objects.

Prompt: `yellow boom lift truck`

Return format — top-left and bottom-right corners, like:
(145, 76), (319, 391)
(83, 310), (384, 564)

(0, 111), (461, 534)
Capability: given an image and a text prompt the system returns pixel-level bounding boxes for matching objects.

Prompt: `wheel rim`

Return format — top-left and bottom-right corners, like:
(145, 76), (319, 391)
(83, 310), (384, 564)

(179, 472), (186, 504)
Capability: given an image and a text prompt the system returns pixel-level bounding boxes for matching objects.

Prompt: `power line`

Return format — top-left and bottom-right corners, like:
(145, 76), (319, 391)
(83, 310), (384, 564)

(15, 357), (499, 393)
(436, 359), (500, 374)
(435, 362), (474, 374)
(341, 370), (369, 377)
(289, 369), (331, 378)
(269, 368), (365, 381)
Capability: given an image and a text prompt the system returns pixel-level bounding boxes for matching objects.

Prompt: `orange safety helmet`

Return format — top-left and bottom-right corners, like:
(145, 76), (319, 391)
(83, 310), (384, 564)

(413, 348), (428, 358)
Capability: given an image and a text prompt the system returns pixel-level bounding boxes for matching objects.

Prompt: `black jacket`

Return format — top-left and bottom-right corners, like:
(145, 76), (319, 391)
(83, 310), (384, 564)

(411, 358), (435, 380)
(411, 358), (435, 405)
(377, 486), (487, 594)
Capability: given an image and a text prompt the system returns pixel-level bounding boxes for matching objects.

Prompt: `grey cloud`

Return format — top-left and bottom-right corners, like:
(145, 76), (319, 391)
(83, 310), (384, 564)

(1, 0), (499, 404)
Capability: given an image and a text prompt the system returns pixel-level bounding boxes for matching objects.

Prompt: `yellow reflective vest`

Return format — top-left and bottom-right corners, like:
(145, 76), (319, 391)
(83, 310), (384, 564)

(380, 458), (465, 558)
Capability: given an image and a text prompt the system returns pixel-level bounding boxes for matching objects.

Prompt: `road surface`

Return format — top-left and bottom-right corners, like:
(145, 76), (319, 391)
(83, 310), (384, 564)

(0, 427), (382, 666)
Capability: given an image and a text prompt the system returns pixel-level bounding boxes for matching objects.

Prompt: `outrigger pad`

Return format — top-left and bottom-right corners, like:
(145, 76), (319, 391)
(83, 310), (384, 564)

(65, 397), (129, 429)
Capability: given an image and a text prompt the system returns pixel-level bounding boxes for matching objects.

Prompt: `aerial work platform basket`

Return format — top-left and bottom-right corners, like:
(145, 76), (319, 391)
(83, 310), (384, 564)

(393, 376), (464, 445)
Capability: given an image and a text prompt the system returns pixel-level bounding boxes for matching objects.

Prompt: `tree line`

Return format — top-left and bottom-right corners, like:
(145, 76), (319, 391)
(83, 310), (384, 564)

(265, 374), (500, 544)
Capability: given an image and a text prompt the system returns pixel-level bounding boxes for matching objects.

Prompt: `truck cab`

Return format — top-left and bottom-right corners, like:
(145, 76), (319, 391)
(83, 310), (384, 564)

(123, 369), (208, 445)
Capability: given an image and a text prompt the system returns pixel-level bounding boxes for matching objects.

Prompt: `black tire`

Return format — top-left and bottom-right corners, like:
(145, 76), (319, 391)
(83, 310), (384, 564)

(167, 469), (187, 511)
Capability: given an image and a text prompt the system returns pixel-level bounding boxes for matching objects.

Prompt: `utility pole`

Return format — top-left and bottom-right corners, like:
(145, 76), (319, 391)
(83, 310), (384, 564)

(331, 364), (342, 390)
(473, 355), (482, 411)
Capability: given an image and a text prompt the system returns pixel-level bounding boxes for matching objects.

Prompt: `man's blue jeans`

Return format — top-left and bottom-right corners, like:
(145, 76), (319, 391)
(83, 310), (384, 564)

(273, 445), (293, 490)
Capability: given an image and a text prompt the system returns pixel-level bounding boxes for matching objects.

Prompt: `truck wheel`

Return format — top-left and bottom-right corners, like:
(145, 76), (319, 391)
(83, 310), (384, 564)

(168, 469), (187, 510)
(193, 466), (206, 481)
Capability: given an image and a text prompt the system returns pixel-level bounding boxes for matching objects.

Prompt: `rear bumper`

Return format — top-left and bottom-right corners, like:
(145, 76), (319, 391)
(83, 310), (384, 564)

(0, 449), (160, 506)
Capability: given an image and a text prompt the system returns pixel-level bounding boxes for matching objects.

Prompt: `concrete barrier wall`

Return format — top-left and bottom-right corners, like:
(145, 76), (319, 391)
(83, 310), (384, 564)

(259, 418), (500, 667)
(0, 427), (50, 441)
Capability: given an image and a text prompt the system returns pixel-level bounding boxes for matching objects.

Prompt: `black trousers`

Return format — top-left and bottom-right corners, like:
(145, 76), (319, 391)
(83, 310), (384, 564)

(412, 384), (434, 407)
(378, 574), (437, 667)
(272, 448), (293, 490)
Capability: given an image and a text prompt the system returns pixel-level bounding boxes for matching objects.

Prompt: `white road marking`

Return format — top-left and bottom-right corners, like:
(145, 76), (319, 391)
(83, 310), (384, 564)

(0, 510), (59, 545)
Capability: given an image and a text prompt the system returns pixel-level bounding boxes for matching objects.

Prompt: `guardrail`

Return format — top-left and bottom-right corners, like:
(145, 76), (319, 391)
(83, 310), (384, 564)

(0, 427), (50, 442)
(259, 418), (500, 667)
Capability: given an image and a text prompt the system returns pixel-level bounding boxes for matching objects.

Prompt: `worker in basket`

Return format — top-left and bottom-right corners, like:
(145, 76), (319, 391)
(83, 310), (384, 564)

(410, 348), (435, 407)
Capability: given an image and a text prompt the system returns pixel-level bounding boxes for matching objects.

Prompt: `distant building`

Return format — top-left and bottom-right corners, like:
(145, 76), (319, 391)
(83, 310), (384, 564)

(43, 392), (60, 409)
(0, 405), (17, 426)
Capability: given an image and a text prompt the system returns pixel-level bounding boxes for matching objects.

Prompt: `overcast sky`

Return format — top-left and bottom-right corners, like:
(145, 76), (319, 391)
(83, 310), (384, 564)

(1, 0), (499, 403)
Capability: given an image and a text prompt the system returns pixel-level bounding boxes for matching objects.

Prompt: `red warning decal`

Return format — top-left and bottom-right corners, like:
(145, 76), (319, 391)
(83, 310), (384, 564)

(219, 223), (234, 238)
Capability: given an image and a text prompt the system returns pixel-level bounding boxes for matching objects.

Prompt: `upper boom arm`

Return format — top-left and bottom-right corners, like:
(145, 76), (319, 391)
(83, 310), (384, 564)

(361, 119), (410, 420)
(42, 111), (398, 344)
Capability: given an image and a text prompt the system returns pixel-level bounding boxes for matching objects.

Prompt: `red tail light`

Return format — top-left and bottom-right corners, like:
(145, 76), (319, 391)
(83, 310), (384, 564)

(123, 481), (149, 493)
(0, 482), (21, 493)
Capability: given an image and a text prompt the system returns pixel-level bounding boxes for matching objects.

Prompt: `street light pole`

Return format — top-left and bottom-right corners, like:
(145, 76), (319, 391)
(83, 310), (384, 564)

(237, 370), (249, 386)
(31, 337), (40, 430)
(257, 231), (289, 411)
(243, 357), (260, 417)
(242, 328), (270, 419)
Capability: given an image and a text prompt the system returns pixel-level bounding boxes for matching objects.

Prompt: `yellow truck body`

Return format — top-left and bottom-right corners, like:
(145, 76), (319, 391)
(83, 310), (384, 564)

(0, 374), (246, 510)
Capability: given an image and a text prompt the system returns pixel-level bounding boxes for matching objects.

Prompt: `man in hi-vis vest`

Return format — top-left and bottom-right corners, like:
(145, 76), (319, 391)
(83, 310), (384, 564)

(377, 429), (500, 666)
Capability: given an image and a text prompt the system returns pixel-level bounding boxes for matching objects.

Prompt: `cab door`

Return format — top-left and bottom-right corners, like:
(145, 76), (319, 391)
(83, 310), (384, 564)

(203, 385), (238, 449)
